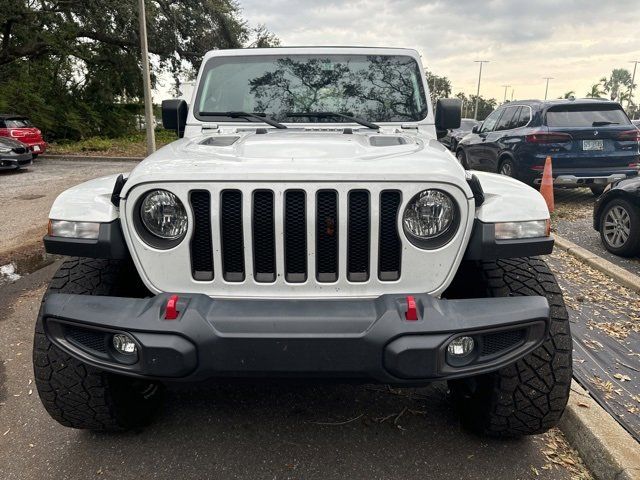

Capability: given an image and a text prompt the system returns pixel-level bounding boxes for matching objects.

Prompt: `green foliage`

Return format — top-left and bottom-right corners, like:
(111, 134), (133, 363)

(455, 92), (497, 120)
(0, 0), (279, 140)
(425, 70), (452, 104)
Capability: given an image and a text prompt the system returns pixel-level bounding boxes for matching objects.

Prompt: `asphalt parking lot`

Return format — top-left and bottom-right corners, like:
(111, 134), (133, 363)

(0, 262), (587, 480)
(0, 157), (135, 265)
(4, 157), (639, 480)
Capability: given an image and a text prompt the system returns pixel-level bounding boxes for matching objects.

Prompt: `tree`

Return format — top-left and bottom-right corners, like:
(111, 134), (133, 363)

(586, 84), (604, 98)
(599, 69), (635, 103)
(455, 92), (497, 120)
(560, 91), (575, 99)
(425, 70), (452, 105)
(0, 0), (279, 139)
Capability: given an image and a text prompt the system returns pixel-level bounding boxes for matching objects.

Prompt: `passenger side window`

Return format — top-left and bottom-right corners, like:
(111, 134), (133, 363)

(515, 106), (531, 128)
(480, 109), (502, 133)
(494, 107), (518, 131)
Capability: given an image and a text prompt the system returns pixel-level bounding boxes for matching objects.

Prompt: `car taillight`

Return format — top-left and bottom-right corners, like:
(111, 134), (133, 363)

(616, 129), (640, 141)
(9, 129), (26, 138)
(525, 131), (573, 143)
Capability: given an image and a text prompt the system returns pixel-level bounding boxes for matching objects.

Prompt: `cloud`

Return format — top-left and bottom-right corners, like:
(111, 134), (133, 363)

(239, 0), (640, 101)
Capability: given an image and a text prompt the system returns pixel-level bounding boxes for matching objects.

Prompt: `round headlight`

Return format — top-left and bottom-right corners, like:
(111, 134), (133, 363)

(139, 189), (187, 243)
(403, 189), (458, 248)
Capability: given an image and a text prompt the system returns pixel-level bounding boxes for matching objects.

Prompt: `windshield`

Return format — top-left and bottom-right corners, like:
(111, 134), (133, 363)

(194, 54), (428, 123)
(545, 104), (630, 127)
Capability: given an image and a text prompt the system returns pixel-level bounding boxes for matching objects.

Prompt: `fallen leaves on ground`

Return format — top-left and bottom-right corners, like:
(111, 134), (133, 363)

(539, 428), (593, 480)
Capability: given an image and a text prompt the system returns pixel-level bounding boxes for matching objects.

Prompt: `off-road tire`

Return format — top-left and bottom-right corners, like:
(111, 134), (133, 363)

(445, 257), (572, 437)
(33, 258), (163, 431)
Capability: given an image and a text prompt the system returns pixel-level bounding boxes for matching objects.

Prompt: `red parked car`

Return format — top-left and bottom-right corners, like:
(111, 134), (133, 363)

(0, 115), (47, 157)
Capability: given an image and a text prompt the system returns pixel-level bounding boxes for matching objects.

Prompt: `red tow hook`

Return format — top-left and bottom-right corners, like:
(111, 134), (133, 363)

(405, 295), (418, 321)
(165, 294), (180, 320)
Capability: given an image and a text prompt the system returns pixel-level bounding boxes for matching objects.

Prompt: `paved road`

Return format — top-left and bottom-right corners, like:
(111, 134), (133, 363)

(0, 157), (136, 262)
(0, 263), (586, 480)
(554, 188), (640, 276)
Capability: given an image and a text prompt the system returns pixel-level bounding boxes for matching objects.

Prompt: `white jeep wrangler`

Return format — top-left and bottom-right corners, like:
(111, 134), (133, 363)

(35, 47), (571, 436)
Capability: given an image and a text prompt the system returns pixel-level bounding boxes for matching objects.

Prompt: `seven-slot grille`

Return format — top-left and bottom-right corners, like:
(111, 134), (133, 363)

(189, 188), (402, 284)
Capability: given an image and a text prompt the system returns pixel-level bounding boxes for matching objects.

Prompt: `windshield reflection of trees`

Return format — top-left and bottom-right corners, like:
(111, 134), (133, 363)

(248, 56), (426, 122)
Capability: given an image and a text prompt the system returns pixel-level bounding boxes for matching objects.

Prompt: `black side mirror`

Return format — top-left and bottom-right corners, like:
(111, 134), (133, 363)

(472, 125), (480, 134)
(162, 99), (188, 138)
(435, 99), (462, 139)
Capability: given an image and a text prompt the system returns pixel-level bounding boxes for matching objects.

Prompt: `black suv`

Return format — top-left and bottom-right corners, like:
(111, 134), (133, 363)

(456, 99), (640, 195)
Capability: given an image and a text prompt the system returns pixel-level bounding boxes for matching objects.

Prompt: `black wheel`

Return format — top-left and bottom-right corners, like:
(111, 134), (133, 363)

(590, 185), (605, 197)
(33, 258), (163, 431)
(456, 149), (468, 169)
(444, 257), (572, 437)
(31, 154), (38, 159)
(599, 198), (640, 257)
(498, 157), (515, 177)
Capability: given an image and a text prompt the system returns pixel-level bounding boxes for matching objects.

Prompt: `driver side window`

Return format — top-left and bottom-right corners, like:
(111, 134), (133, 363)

(480, 109), (502, 133)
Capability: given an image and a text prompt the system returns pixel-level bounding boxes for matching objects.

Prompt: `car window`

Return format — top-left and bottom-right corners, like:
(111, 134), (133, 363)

(514, 106), (531, 128)
(480, 110), (502, 133)
(459, 119), (477, 131)
(494, 107), (518, 131)
(5, 118), (32, 128)
(545, 104), (630, 127)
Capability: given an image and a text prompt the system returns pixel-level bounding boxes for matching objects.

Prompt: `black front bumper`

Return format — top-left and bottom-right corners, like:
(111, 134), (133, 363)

(42, 293), (549, 385)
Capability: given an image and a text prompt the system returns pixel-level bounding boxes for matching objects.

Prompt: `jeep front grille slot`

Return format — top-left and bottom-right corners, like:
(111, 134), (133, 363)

(316, 190), (339, 282)
(252, 190), (276, 282)
(378, 190), (402, 281)
(284, 190), (307, 282)
(220, 189), (245, 282)
(184, 185), (411, 289)
(347, 190), (370, 282)
(190, 190), (214, 281)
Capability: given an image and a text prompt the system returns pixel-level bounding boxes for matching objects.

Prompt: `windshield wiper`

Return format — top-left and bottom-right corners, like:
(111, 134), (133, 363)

(592, 121), (619, 126)
(285, 112), (380, 130)
(198, 111), (287, 129)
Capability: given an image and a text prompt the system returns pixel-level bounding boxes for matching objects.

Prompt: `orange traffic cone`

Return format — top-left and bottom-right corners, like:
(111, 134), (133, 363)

(540, 156), (554, 213)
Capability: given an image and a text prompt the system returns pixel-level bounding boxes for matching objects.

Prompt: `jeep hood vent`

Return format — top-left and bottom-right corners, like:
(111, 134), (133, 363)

(369, 136), (408, 147)
(199, 136), (239, 147)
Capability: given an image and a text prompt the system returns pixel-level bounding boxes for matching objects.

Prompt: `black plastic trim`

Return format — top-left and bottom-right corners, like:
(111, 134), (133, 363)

(464, 220), (554, 260)
(41, 291), (550, 384)
(43, 220), (128, 259)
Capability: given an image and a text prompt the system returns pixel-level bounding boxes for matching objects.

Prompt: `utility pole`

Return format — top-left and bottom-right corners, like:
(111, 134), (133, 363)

(501, 84), (511, 103)
(628, 60), (639, 115)
(473, 60), (489, 120)
(511, 89), (514, 101)
(543, 77), (553, 100)
(138, 0), (156, 155)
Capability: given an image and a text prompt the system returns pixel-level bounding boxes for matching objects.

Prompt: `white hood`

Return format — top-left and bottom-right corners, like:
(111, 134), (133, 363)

(121, 130), (472, 197)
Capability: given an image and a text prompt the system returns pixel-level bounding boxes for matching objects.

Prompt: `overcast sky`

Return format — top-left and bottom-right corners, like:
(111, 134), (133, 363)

(237, 0), (640, 102)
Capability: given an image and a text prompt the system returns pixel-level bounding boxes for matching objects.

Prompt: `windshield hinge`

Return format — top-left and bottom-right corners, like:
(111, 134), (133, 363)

(200, 123), (219, 132)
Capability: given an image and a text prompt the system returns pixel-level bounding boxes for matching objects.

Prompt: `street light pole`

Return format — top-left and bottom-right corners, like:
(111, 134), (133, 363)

(473, 60), (489, 120)
(543, 77), (553, 100)
(138, 0), (156, 155)
(628, 61), (639, 115)
(501, 84), (511, 103)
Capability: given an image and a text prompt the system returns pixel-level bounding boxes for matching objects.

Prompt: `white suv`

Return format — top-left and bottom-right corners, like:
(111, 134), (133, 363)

(35, 47), (571, 436)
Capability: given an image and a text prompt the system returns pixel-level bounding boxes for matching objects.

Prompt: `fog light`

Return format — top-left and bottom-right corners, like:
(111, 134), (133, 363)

(112, 333), (137, 355)
(447, 336), (475, 357)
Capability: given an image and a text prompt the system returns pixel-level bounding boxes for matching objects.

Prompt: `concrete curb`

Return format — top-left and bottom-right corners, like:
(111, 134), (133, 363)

(554, 234), (640, 294)
(39, 154), (143, 162)
(560, 381), (640, 480)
